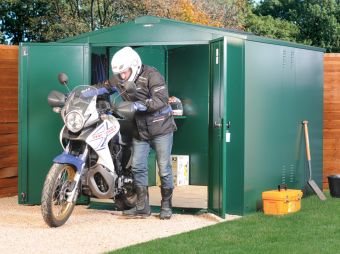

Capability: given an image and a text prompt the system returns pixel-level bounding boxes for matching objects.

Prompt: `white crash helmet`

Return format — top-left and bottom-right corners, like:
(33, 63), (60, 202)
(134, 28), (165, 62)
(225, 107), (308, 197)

(111, 47), (142, 82)
(169, 97), (183, 116)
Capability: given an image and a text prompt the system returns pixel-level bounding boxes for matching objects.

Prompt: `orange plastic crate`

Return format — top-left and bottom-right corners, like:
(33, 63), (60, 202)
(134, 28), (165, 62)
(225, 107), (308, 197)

(262, 189), (303, 215)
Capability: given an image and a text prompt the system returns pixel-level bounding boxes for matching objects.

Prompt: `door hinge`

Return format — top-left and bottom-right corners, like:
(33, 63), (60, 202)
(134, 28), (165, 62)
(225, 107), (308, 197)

(214, 121), (222, 128)
(21, 192), (27, 203)
(22, 47), (28, 56)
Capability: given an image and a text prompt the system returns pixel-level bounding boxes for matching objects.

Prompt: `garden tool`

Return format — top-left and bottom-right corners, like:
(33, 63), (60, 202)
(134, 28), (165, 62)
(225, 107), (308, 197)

(302, 120), (326, 201)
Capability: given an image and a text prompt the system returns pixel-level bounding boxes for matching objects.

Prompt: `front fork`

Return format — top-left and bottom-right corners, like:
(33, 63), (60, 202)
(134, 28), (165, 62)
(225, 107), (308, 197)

(66, 145), (89, 203)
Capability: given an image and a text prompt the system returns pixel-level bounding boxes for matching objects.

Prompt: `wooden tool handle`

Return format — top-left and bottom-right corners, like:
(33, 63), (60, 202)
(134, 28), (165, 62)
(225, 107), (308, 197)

(302, 120), (311, 161)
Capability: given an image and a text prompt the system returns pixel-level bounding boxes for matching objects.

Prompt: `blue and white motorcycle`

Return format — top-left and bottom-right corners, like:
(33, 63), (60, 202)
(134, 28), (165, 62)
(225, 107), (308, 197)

(41, 74), (137, 227)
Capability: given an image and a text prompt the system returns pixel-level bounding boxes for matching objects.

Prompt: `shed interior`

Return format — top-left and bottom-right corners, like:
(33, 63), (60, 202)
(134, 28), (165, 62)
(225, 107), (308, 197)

(91, 44), (210, 188)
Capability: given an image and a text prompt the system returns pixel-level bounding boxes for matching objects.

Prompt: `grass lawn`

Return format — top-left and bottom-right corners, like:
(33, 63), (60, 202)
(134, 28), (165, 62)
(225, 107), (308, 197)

(110, 192), (340, 254)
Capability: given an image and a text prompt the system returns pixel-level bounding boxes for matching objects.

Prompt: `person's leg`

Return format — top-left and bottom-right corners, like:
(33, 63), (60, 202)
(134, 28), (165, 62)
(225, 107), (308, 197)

(151, 132), (174, 219)
(131, 138), (150, 187)
(123, 138), (151, 217)
(152, 133), (174, 189)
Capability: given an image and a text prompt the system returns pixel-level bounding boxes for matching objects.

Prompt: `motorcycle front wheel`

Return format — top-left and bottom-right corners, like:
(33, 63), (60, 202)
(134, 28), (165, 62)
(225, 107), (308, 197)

(41, 163), (77, 227)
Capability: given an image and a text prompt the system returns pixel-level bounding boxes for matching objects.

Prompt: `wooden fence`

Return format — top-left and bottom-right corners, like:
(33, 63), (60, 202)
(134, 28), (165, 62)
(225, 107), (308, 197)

(0, 45), (18, 197)
(324, 53), (340, 188)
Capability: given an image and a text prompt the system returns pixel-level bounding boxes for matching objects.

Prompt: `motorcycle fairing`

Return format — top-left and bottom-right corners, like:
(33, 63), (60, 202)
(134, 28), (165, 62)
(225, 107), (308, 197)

(86, 115), (120, 172)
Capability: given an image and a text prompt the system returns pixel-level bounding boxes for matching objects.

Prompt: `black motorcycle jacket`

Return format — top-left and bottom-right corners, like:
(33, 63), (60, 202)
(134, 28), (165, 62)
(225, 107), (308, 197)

(100, 64), (177, 140)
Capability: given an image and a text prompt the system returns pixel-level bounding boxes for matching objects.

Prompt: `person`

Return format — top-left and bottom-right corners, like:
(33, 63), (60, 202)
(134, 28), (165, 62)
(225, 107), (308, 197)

(97, 47), (177, 219)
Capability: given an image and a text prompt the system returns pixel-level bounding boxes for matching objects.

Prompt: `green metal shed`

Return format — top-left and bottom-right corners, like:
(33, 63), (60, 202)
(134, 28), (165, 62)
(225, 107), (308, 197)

(18, 16), (324, 217)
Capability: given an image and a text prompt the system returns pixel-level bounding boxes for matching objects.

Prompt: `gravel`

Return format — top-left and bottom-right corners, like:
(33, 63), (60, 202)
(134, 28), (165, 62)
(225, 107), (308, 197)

(0, 196), (240, 254)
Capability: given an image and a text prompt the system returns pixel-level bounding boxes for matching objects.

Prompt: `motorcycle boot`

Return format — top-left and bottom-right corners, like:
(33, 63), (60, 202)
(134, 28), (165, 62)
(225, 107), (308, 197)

(123, 186), (151, 218)
(159, 187), (173, 220)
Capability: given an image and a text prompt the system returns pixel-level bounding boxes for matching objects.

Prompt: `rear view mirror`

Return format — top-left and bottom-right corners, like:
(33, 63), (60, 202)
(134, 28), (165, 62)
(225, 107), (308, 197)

(58, 73), (69, 85)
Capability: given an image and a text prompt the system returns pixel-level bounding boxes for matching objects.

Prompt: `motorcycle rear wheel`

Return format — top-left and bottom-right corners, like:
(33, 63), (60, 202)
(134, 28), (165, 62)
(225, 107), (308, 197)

(41, 163), (77, 227)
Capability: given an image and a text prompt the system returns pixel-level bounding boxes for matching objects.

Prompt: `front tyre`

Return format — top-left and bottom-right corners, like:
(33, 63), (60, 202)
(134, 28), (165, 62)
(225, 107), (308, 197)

(41, 163), (77, 227)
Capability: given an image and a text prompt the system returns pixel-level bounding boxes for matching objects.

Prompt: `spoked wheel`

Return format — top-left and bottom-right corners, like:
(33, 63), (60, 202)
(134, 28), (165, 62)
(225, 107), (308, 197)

(41, 164), (77, 227)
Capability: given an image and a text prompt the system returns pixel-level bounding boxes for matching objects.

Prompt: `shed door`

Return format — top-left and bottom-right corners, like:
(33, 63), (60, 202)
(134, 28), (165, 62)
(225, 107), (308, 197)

(19, 43), (90, 204)
(208, 37), (227, 218)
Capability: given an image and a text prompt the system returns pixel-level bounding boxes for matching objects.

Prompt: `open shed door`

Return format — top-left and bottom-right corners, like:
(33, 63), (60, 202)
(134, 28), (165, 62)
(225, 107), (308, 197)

(18, 43), (90, 204)
(208, 37), (228, 218)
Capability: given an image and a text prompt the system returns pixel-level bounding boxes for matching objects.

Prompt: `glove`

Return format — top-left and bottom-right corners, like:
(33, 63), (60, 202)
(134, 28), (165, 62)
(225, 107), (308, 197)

(82, 86), (119, 97)
(133, 101), (147, 111)
(107, 86), (118, 94)
(81, 87), (108, 97)
(97, 87), (109, 95)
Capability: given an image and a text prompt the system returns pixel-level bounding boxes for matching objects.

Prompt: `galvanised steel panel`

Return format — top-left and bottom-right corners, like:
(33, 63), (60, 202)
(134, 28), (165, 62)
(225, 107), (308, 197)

(225, 37), (245, 215)
(168, 45), (209, 185)
(295, 48), (324, 189)
(243, 41), (323, 214)
(59, 16), (248, 46)
(18, 43), (90, 204)
(135, 47), (166, 77)
(208, 38), (227, 218)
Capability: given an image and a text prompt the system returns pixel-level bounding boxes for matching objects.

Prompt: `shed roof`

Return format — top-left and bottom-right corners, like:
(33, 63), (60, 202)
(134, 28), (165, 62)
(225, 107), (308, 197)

(59, 16), (324, 52)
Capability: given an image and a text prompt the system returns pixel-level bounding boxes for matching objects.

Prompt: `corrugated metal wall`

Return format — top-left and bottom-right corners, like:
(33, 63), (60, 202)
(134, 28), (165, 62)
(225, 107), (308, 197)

(0, 45), (18, 197)
(324, 53), (340, 189)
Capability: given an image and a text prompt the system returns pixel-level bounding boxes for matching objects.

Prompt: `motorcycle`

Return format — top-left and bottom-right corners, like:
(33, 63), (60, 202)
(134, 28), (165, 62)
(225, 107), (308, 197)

(41, 73), (137, 227)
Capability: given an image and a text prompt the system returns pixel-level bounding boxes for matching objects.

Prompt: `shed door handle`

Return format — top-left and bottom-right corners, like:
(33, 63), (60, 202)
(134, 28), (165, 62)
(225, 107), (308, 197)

(214, 121), (222, 128)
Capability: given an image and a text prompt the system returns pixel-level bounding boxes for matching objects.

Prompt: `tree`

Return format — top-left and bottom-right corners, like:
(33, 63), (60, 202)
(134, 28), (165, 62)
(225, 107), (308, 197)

(0, 31), (5, 44)
(254, 0), (340, 52)
(142, 0), (221, 27)
(0, 0), (53, 44)
(298, 1), (340, 51)
(245, 13), (299, 42)
(0, 0), (147, 43)
(193, 0), (248, 30)
(38, 0), (147, 41)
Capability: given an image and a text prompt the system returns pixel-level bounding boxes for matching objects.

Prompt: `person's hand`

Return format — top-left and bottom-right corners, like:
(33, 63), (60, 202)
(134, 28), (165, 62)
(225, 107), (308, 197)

(82, 87), (109, 97)
(133, 101), (147, 111)
(81, 89), (97, 98)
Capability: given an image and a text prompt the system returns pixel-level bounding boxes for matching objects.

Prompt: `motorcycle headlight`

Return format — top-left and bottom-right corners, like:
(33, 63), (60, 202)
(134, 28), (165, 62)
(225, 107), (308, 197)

(65, 111), (84, 133)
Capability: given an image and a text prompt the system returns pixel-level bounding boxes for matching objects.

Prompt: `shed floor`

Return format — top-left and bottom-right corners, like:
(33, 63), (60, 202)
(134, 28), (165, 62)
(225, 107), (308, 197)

(91, 185), (208, 209)
(149, 185), (207, 208)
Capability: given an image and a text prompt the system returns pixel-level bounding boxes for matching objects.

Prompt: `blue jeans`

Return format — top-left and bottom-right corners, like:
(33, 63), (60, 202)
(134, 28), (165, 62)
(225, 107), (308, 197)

(131, 132), (174, 189)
